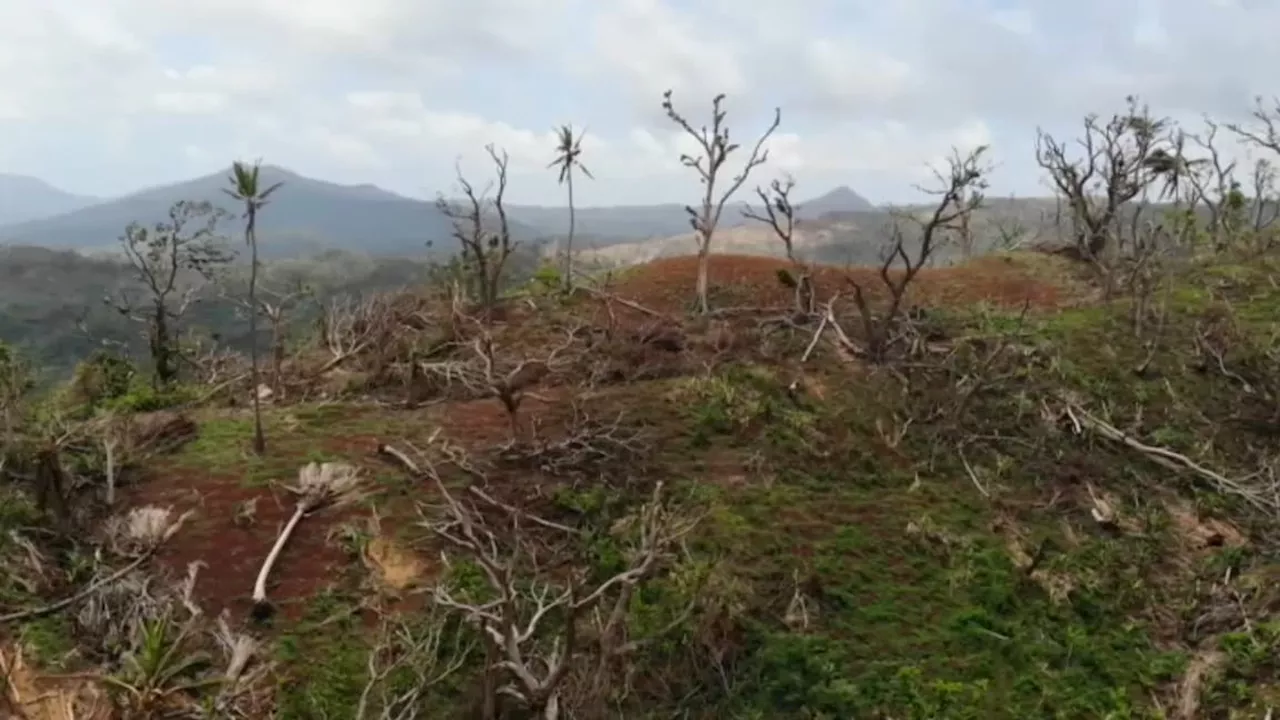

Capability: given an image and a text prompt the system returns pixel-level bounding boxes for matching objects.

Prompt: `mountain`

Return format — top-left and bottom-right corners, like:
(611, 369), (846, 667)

(0, 174), (100, 225)
(0, 166), (542, 258)
(0, 168), (882, 258)
(796, 185), (877, 218)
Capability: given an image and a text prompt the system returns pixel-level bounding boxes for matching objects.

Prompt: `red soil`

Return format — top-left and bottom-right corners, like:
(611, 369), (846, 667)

(129, 445), (386, 621)
(609, 254), (1066, 314)
(123, 252), (1078, 621)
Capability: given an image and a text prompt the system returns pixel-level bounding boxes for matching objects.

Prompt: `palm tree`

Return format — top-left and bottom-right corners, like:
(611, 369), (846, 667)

(224, 160), (283, 454)
(548, 125), (592, 292)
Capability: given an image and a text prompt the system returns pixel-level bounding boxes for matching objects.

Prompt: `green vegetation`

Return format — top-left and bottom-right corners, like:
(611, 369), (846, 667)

(3, 92), (1280, 720)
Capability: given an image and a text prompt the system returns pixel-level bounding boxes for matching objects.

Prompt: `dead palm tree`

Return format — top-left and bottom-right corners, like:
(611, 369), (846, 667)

(548, 125), (592, 293)
(224, 160), (283, 454)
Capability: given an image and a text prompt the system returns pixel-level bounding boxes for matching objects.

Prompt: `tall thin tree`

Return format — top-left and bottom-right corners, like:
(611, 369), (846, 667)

(548, 125), (593, 292)
(225, 160), (283, 454)
(663, 91), (780, 314)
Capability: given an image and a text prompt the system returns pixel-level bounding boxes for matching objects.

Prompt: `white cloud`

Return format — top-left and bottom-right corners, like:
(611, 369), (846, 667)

(0, 0), (1275, 205)
(805, 39), (915, 106)
(153, 91), (226, 115)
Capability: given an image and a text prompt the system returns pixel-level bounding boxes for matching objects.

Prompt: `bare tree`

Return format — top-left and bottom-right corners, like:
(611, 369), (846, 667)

(315, 295), (389, 376)
(436, 145), (517, 322)
(548, 125), (593, 293)
(1184, 119), (1241, 250)
(468, 323), (580, 441)
(1250, 158), (1280, 237)
(225, 160), (284, 454)
(662, 90), (781, 314)
(1227, 96), (1280, 158)
(842, 146), (990, 362)
(1034, 96), (1178, 288)
(384, 441), (699, 720)
(1227, 97), (1280, 245)
(108, 200), (233, 388)
(743, 175), (815, 315)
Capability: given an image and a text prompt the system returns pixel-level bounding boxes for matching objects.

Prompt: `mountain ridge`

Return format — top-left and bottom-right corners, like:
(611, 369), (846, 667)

(0, 174), (102, 226)
(0, 168), (891, 257)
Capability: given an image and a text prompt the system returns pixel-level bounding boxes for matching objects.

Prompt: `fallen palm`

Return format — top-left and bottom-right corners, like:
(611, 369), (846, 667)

(251, 462), (363, 618)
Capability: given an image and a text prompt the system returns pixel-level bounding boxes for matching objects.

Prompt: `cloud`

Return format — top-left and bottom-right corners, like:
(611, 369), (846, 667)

(0, 0), (1276, 206)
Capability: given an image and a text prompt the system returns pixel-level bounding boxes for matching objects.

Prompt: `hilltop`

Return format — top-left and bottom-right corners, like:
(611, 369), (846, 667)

(4, 89), (1280, 719)
(2, 244), (1279, 718)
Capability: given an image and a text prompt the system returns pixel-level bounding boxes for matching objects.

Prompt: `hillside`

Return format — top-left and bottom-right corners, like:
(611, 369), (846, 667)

(3, 246), (1280, 718)
(0, 174), (100, 225)
(0, 166), (544, 257)
(0, 243), (544, 378)
(576, 200), (1065, 267)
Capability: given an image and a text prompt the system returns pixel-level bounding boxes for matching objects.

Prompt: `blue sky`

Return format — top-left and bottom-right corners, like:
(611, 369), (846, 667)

(1, 0), (1278, 206)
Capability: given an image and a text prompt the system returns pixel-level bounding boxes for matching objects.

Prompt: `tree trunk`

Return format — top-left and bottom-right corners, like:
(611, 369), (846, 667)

(562, 170), (576, 293)
(152, 301), (174, 387)
(247, 213), (266, 454)
(272, 323), (285, 396)
(695, 240), (710, 314)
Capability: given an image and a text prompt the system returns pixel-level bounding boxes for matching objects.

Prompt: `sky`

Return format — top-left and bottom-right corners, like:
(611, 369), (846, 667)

(1, 0), (1278, 206)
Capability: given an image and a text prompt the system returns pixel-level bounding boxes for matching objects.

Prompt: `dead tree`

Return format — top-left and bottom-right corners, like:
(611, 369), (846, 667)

(1227, 97), (1280, 244)
(435, 145), (517, 323)
(743, 175), (815, 315)
(1227, 96), (1280, 158)
(1034, 97), (1177, 292)
(108, 200), (233, 387)
(397, 443), (699, 720)
(314, 296), (389, 376)
(662, 90), (781, 314)
(469, 323), (580, 441)
(1249, 158), (1280, 238)
(842, 146), (989, 363)
(1184, 119), (1241, 251)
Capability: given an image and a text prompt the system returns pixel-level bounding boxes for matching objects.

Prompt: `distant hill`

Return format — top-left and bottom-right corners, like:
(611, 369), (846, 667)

(0, 166), (543, 258)
(0, 174), (100, 225)
(0, 167), (882, 257)
(508, 186), (880, 241)
(575, 199), (1070, 268)
(795, 185), (876, 218)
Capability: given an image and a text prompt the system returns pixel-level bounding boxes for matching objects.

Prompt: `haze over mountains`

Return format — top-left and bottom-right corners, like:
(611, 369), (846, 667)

(0, 174), (102, 226)
(0, 166), (882, 258)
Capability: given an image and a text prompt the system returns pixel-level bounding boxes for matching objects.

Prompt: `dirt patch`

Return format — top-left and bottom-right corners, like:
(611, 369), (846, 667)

(692, 447), (762, 490)
(127, 465), (361, 621)
(1174, 649), (1224, 719)
(363, 535), (428, 593)
(1167, 502), (1248, 553)
(424, 392), (572, 451)
(1, 645), (106, 720)
(609, 253), (1071, 317)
